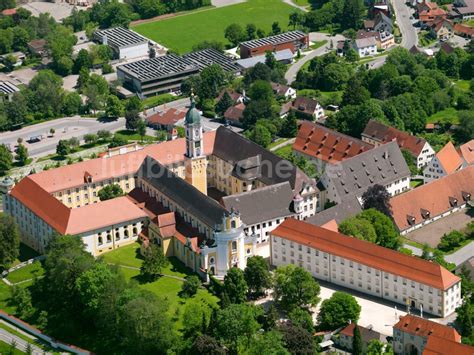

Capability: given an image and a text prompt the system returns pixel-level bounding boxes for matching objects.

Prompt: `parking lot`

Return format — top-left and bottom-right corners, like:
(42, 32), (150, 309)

(19, 1), (76, 22)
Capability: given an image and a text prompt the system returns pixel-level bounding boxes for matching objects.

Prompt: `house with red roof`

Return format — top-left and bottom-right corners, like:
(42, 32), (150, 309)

(423, 141), (464, 183)
(146, 107), (186, 131)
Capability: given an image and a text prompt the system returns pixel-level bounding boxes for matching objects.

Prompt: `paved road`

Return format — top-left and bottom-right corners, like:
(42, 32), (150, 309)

(403, 243), (423, 257)
(285, 33), (345, 84)
(445, 241), (474, 266)
(283, 0), (309, 12)
(392, 0), (418, 49)
(0, 327), (44, 355)
(0, 98), (190, 159)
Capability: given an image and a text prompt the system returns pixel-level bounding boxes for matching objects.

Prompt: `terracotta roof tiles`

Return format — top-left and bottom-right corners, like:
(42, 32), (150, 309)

(272, 218), (460, 290)
(146, 108), (186, 126)
(294, 121), (373, 164)
(394, 315), (460, 341)
(390, 166), (474, 232)
(460, 140), (474, 165)
(423, 334), (474, 355)
(436, 141), (463, 174)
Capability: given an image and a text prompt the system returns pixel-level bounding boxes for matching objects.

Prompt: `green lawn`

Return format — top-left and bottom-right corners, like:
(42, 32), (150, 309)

(267, 137), (290, 150)
(102, 243), (219, 332)
(464, 19), (474, 27)
(0, 340), (24, 355)
(410, 179), (423, 189)
(427, 107), (460, 124)
(143, 93), (181, 109)
(309, 40), (327, 50)
(132, 0), (301, 53)
(6, 261), (44, 284)
(114, 130), (158, 142)
(274, 144), (293, 158)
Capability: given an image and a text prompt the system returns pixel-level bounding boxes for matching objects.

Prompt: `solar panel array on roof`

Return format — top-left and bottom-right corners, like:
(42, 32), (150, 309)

(95, 27), (148, 48)
(0, 81), (19, 95)
(183, 48), (241, 73)
(118, 54), (198, 81)
(240, 30), (306, 49)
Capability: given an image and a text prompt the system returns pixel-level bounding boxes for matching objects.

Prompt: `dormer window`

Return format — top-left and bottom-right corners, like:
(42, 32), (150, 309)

(462, 191), (471, 201)
(421, 209), (430, 219)
(407, 215), (416, 225)
(449, 196), (458, 207)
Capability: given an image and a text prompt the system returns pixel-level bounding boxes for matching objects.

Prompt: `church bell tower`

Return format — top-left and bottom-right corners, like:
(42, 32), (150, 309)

(185, 93), (208, 195)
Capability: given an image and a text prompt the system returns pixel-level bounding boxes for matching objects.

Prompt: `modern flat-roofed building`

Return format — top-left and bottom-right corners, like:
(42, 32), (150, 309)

(0, 81), (20, 102)
(270, 218), (461, 317)
(117, 54), (199, 96)
(239, 30), (309, 59)
(182, 48), (242, 74)
(94, 27), (149, 60)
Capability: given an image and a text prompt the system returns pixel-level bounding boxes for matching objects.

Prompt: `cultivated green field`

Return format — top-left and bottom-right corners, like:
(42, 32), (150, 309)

(132, 0), (301, 53)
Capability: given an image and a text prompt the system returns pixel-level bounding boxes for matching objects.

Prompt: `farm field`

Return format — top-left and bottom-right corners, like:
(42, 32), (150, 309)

(132, 0), (301, 53)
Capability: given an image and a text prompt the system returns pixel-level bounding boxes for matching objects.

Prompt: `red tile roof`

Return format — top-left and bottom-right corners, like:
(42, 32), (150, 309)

(28, 131), (216, 193)
(293, 121), (373, 163)
(436, 141), (463, 174)
(394, 315), (460, 341)
(390, 166), (474, 231)
(454, 23), (474, 37)
(146, 108), (186, 126)
(224, 103), (245, 123)
(362, 120), (428, 156)
(291, 97), (320, 116)
(460, 140), (474, 165)
(423, 334), (474, 355)
(1, 8), (16, 15)
(272, 218), (460, 290)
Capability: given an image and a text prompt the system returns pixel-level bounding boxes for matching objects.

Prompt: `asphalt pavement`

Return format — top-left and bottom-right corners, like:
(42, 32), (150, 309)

(392, 0), (418, 49)
(0, 327), (44, 355)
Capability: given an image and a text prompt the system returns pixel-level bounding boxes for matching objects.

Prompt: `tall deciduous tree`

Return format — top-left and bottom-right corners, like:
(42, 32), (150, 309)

(0, 213), (20, 269)
(359, 208), (401, 250)
(15, 143), (28, 166)
(0, 144), (13, 175)
(224, 23), (245, 47)
(244, 256), (271, 298)
(140, 243), (169, 281)
(338, 217), (377, 243)
(273, 264), (320, 310)
(317, 291), (361, 330)
(362, 184), (392, 216)
(223, 267), (248, 304)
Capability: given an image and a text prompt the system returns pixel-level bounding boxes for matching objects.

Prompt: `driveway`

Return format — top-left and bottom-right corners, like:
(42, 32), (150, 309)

(445, 241), (474, 266)
(391, 0), (418, 49)
(405, 209), (474, 247)
(285, 33), (345, 84)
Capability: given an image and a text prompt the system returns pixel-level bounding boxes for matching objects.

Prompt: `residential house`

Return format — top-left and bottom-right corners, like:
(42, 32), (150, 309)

(146, 107), (186, 131)
(0, 52), (26, 68)
(363, 19), (375, 31)
(362, 120), (435, 169)
(353, 37), (378, 57)
(319, 141), (411, 205)
(390, 166), (474, 235)
(27, 39), (47, 57)
(224, 103), (246, 127)
(271, 82), (296, 100)
(452, 0), (474, 20)
(374, 12), (393, 33)
(419, 7), (448, 23)
(270, 218), (461, 317)
(289, 97), (325, 121)
(356, 30), (395, 50)
(392, 315), (471, 355)
(460, 139), (474, 166)
(293, 121), (373, 173)
(338, 323), (386, 353)
(216, 89), (247, 105)
(423, 141), (463, 183)
(428, 18), (454, 40)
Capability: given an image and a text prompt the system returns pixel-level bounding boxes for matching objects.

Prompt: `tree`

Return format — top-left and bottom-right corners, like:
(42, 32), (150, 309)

(97, 130), (112, 141)
(353, 324), (363, 355)
(98, 184), (124, 201)
(73, 48), (92, 74)
(288, 307), (314, 333)
(11, 286), (34, 319)
(358, 209), (401, 250)
(214, 303), (260, 352)
(401, 149), (418, 176)
(0, 145), (13, 175)
(136, 119), (147, 141)
(0, 0), (15, 12)
(289, 11), (302, 30)
(339, 217), (377, 243)
(438, 230), (465, 252)
(279, 323), (315, 354)
(456, 300), (473, 337)
(224, 23), (245, 47)
(181, 275), (201, 298)
(273, 264), (320, 310)
(244, 62), (272, 86)
(246, 23), (257, 40)
(191, 335), (225, 354)
(457, 110), (474, 142)
(280, 112), (298, 138)
(367, 339), (387, 355)
(105, 95), (122, 118)
(197, 64), (227, 100)
(216, 91), (233, 116)
(317, 291), (361, 330)
(118, 292), (177, 353)
(244, 256), (271, 298)
(247, 121), (272, 147)
(342, 76), (370, 106)
(140, 243), (169, 281)
(125, 96), (143, 130)
(362, 184), (392, 216)
(84, 133), (98, 145)
(62, 92), (82, 116)
(4, 92), (28, 128)
(15, 143), (28, 166)
(271, 21), (281, 35)
(0, 213), (20, 269)
(265, 50), (277, 70)
(223, 267), (248, 304)
(247, 330), (289, 355)
(28, 70), (64, 118)
(55, 140), (69, 159)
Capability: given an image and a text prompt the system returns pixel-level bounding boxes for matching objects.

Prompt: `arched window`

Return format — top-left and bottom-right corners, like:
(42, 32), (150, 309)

(107, 234), (112, 243)
(115, 232), (120, 241)
(98, 236), (103, 245)
(133, 227), (138, 236)
(124, 230), (129, 238)
(231, 241), (237, 251)
(209, 257), (215, 264)
(231, 220), (236, 229)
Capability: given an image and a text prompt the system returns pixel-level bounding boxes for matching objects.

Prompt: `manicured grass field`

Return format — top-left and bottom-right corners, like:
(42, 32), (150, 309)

(143, 93), (181, 109)
(0, 340), (24, 355)
(132, 0), (301, 53)
(114, 130), (158, 142)
(102, 243), (219, 331)
(274, 143), (293, 158)
(427, 107), (460, 124)
(6, 261), (44, 284)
